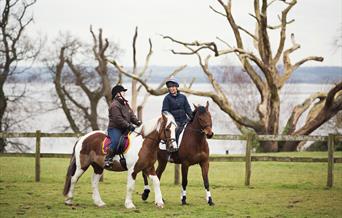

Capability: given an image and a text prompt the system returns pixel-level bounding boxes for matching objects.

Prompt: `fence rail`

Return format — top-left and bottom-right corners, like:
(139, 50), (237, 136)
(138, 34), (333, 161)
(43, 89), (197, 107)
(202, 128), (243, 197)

(0, 131), (341, 188)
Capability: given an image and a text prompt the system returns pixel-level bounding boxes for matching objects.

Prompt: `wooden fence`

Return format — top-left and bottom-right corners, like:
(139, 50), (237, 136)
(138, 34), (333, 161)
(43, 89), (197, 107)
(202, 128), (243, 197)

(0, 131), (341, 188)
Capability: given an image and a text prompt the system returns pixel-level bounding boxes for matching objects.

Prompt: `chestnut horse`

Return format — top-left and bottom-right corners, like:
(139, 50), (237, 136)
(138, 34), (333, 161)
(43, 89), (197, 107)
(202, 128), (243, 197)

(142, 101), (215, 205)
(63, 112), (177, 209)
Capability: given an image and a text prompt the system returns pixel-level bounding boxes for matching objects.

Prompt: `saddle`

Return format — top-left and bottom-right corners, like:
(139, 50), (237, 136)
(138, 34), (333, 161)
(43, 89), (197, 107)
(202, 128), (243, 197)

(102, 134), (131, 155)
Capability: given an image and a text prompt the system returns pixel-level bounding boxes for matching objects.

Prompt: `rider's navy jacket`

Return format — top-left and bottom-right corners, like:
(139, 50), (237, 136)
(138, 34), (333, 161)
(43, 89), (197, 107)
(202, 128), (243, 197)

(162, 92), (192, 124)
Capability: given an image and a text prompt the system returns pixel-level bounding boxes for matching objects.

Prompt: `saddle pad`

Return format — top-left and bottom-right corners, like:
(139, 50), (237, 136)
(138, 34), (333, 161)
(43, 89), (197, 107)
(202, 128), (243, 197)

(101, 134), (132, 155)
(102, 136), (111, 155)
(118, 133), (131, 154)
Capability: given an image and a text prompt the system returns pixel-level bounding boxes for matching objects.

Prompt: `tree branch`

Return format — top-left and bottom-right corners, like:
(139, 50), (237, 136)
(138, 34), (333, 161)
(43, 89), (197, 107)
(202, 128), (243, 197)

(273, 0), (297, 63)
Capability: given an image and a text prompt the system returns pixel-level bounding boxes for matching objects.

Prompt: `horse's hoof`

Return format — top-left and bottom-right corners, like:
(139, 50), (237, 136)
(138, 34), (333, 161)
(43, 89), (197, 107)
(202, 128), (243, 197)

(95, 201), (106, 208)
(141, 189), (150, 201)
(208, 201), (215, 206)
(155, 202), (164, 208)
(208, 197), (215, 206)
(181, 196), (187, 205)
(64, 198), (73, 206)
(125, 201), (136, 209)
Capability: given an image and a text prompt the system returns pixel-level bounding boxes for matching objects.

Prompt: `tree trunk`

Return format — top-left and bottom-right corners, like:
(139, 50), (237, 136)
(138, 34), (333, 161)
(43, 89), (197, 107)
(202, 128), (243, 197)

(0, 74), (8, 152)
(282, 108), (341, 151)
(131, 79), (138, 113)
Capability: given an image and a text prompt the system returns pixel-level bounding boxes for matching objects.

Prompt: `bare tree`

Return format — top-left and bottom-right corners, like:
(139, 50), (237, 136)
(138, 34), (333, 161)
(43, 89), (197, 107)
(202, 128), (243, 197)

(116, 0), (341, 152)
(44, 27), (120, 133)
(0, 0), (40, 152)
(109, 27), (187, 117)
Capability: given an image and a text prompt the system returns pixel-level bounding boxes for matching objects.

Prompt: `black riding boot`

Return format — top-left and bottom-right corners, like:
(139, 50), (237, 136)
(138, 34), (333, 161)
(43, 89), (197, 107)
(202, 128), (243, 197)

(104, 150), (115, 167)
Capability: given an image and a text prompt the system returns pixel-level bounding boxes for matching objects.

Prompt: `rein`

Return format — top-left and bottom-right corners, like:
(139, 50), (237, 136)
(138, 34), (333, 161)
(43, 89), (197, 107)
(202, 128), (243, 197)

(132, 126), (175, 146)
(186, 123), (210, 135)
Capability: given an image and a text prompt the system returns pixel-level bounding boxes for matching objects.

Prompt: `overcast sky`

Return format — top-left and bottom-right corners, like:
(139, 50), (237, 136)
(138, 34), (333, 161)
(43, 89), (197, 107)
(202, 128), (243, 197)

(30, 0), (342, 67)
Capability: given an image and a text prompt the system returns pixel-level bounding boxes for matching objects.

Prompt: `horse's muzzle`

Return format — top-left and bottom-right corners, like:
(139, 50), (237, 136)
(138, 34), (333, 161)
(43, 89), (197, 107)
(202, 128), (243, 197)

(203, 127), (214, 139)
(207, 132), (214, 139)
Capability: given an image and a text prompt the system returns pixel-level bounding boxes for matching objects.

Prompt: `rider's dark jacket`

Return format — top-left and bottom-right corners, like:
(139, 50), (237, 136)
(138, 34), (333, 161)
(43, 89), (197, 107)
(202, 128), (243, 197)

(108, 97), (140, 131)
(162, 92), (192, 124)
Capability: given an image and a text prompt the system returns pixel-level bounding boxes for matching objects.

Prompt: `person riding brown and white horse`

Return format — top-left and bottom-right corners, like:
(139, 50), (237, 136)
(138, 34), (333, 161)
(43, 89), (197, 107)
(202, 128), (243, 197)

(105, 84), (142, 167)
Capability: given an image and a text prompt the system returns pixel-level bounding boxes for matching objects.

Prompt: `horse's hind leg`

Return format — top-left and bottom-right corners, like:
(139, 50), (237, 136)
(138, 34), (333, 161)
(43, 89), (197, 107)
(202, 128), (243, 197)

(180, 164), (189, 205)
(200, 160), (214, 206)
(65, 167), (86, 205)
(91, 162), (105, 207)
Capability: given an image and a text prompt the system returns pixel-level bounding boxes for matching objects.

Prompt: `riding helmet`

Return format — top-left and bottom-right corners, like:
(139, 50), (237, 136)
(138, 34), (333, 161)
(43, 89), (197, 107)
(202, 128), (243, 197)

(111, 84), (127, 99)
(165, 77), (179, 88)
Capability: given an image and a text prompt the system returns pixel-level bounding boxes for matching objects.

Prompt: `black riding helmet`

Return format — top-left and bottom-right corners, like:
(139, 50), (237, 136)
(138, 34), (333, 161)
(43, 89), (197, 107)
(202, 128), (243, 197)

(165, 77), (179, 88)
(111, 84), (127, 100)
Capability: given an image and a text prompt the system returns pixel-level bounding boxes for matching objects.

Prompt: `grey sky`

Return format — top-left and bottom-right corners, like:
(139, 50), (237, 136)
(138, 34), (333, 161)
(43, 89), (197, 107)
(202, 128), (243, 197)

(31, 0), (342, 67)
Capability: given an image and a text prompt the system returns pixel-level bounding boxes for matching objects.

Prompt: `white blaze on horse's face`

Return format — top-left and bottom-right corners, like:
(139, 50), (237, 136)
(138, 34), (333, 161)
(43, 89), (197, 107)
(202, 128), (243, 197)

(168, 121), (177, 150)
(162, 112), (177, 150)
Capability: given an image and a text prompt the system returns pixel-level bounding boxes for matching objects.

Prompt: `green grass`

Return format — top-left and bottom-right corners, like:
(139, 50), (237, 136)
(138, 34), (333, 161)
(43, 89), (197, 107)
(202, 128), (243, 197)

(1, 155), (342, 218)
(212, 151), (342, 158)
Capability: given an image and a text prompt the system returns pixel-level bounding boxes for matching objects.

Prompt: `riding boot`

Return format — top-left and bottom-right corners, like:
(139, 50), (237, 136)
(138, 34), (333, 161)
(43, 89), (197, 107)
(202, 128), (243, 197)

(104, 150), (115, 167)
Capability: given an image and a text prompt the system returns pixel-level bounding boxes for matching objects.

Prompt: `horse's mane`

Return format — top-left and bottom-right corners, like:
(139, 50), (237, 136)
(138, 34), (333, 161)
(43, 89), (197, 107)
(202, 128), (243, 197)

(162, 111), (177, 127)
(191, 105), (206, 122)
(135, 112), (177, 137)
(135, 117), (159, 137)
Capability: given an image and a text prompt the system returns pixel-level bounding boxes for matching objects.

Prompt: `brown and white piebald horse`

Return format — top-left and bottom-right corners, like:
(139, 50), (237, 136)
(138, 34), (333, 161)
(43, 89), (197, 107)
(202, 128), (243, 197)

(142, 101), (215, 206)
(63, 112), (177, 209)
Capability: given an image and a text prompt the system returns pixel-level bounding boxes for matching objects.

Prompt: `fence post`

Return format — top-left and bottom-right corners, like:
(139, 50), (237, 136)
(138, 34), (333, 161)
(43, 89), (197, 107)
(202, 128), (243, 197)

(327, 134), (335, 188)
(245, 133), (253, 186)
(174, 164), (180, 185)
(35, 130), (41, 182)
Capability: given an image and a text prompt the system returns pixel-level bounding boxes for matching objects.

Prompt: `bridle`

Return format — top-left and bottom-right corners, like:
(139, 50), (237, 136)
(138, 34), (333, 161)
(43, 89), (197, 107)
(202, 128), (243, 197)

(187, 113), (212, 135)
(133, 120), (176, 147)
(160, 122), (176, 148)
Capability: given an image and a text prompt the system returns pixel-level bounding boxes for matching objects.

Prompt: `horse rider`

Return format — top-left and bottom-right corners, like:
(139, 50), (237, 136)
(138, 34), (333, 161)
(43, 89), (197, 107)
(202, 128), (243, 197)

(162, 77), (193, 145)
(105, 84), (142, 167)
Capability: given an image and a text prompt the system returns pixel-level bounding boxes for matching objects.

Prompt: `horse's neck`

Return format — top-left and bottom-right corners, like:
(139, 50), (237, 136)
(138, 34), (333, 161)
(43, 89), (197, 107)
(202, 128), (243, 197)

(143, 130), (160, 149)
(188, 117), (201, 130)
(185, 118), (206, 141)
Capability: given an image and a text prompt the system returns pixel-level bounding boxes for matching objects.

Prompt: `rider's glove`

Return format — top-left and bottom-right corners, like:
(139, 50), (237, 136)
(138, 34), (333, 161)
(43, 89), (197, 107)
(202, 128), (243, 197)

(136, 120), (142, 127)
(128, 124), (135, 132)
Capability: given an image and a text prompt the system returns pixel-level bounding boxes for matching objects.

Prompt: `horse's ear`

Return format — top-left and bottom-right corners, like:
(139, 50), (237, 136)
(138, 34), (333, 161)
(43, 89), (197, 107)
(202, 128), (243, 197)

(206, 101), (209, 110)
(193, 103), (198, 110)
(162, 113), (167, 121)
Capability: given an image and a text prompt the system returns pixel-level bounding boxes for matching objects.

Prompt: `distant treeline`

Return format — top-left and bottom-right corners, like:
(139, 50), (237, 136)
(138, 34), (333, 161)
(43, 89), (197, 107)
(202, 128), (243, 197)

(8, 66), (342, 84)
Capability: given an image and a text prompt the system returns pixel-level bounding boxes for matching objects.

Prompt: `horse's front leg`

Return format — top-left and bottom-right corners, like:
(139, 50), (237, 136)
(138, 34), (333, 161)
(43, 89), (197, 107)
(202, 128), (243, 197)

(141, 174), (150, 201)
(200, 160), (214, 206)
(142, 150), (168, 201)
(125, 167), (137, 209)
(180, 163), (189, 205)
(148, 167), (164, 208)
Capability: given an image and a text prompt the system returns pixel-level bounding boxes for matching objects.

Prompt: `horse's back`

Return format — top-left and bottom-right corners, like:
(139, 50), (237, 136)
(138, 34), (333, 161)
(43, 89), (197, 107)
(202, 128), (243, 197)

(77, 130), (107, 155)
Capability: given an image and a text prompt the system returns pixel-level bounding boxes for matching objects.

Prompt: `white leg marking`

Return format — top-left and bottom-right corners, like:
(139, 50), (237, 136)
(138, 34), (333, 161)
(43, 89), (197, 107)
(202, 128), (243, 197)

(149, 175), (164, 208)
(181, 188), (186, 200)
(205, 190), (212, 202)
(125, 168), (136, 209)
(65, 168), (84, 205)
(92, 173), (105, 207)
(144, 185), (151, 191)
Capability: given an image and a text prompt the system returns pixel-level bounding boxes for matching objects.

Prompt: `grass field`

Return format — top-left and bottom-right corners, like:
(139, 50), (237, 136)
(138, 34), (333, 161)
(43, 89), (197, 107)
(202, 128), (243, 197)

(1, 153), (342, 218)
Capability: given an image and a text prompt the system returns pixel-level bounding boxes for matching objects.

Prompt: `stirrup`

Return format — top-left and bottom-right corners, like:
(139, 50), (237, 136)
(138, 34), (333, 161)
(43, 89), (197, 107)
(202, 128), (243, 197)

(104, 158), (113, 167)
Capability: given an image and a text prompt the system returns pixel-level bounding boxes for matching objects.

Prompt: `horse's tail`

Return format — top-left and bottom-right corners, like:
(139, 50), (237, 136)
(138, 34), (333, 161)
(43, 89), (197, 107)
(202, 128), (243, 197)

(63, 140), (78, 196)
